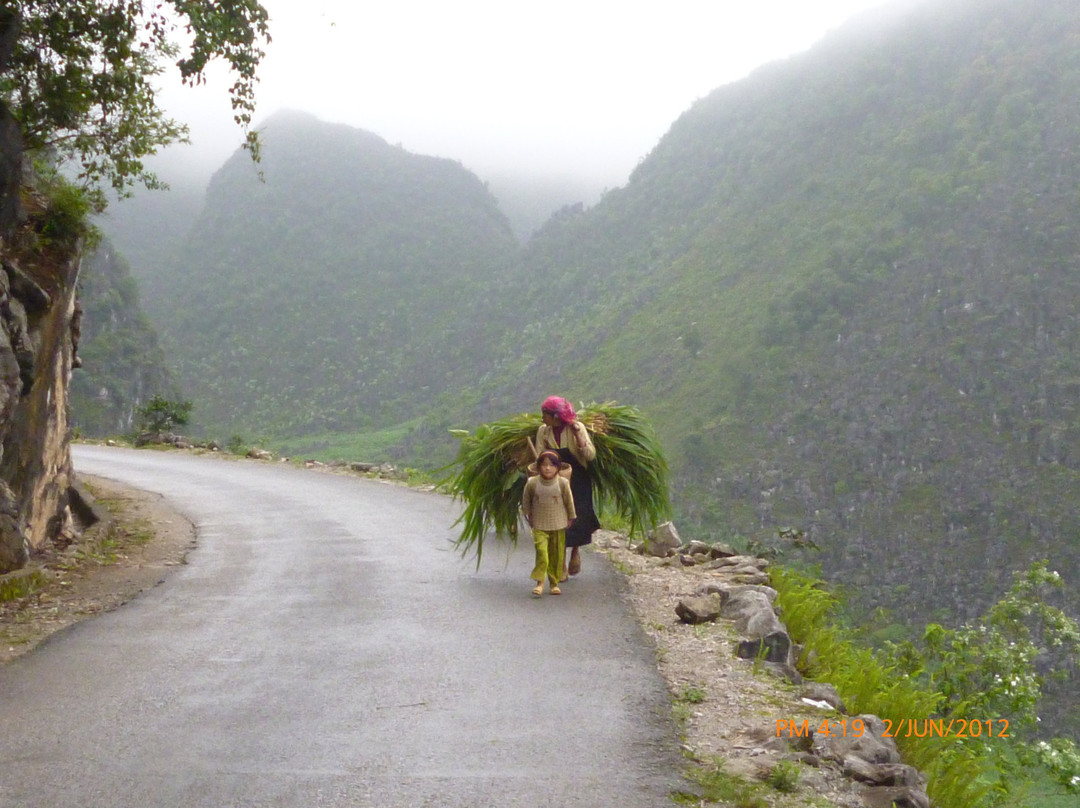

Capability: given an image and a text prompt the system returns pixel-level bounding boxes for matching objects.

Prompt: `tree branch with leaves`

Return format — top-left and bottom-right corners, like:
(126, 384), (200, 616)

(0, 0), (270, 197)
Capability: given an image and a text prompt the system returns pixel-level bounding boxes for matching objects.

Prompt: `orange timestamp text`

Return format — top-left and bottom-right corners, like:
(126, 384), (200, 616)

(776, 717), (1010, 739)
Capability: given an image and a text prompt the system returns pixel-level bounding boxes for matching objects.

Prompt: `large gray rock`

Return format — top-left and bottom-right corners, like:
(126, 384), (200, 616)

(843, 758), (924, 788)
(859, 785), (930, 808)
(813, 714), (901, 766)
(675, 593), (724, 624)
(801, 681), (846, 712)
(0, 197), (82, 572)
(736, 632), (792, 665)
(646, 521), (681, 557)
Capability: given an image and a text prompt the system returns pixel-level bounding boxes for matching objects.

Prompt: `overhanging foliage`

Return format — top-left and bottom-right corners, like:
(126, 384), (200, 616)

(1, 0), (270, 193)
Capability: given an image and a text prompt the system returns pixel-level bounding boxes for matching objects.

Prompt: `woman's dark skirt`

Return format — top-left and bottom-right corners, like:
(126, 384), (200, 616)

(558, 447), (601, 547)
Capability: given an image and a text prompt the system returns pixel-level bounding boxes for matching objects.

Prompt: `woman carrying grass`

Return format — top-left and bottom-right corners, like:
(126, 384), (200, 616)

(447, 400), (671, 567)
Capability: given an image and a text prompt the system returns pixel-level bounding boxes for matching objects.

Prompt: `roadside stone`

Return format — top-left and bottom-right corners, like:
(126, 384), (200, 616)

(859, 786), (930, 808)
(684, 540), (711, 556)
(707, 554), (769, 570)
(646, 521), (681, 557)
(675, 593), (724, 624)
(843, 758), (924, 788)
(737, 632), (792, 665)
(709, 542), (737, 558)
(802, 681), (846, 713)
(728, 571), (772, 585)
(697, 582), (778, 604)
(814, 715), (900, 766)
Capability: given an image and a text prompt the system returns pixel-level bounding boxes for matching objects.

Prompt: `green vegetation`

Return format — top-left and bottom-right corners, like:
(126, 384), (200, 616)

(671, 756), (824, 807)
(2, 0), (269, 194)
(764, 760), (800, 794)
(272, 420), (423, 463)
(135, 395), (192, 435)
(71, 237), (179, 437)
(0, 570), (47, 603)
(33, 163), (102, 249)
(772, 562), (1080, 807)
(671, 759), (768, 808)
(677, 684), (706, 705)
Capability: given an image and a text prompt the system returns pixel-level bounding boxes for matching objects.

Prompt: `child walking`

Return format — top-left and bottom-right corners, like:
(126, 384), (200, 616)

(522, 450), (576, 596)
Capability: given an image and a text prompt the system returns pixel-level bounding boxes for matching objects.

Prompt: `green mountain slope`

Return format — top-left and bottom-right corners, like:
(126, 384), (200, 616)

(150, 110), (519, 438)
(70, 238), (177, 436)
(463, 0), (1080, 630)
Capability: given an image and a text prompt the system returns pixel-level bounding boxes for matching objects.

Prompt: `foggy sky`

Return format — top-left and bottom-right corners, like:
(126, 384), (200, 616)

(156, 0), (890, 192)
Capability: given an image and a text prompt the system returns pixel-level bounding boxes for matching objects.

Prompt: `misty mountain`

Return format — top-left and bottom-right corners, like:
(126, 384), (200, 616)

(483, 172), (610, 242)
(71, 238), (177, 435)
(481, 0), (1080, 629)
(97, 177), (205, 300)
(143, 110), (518, 438)
(483, 0), (1080, 657)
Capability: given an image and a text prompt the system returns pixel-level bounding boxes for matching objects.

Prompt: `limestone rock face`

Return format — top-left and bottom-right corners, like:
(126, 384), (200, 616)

(0, 86), (81, 572)
(0, 243), (80, 571)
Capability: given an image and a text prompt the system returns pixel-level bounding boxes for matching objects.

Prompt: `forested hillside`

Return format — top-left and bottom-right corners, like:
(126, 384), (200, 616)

(466, 0), (1080, 636)
(70, 238), (177, 435)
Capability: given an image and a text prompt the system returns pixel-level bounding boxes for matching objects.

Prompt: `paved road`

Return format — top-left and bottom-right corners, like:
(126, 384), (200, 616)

(0, 446), (684, 807)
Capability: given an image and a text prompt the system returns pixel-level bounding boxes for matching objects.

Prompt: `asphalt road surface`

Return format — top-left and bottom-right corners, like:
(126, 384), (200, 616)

(0, 446), (685, 808)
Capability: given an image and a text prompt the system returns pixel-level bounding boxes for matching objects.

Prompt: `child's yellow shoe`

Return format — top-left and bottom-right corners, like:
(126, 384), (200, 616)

(532, 582), (543, 597)
(550, 585), (561, 595)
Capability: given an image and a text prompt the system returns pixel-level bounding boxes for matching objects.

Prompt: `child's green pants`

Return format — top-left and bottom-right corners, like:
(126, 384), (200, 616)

(531, 528), (565, 585)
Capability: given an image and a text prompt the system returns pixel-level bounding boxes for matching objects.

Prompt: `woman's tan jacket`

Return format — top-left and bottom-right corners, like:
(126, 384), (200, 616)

(535, 421), (596, 468)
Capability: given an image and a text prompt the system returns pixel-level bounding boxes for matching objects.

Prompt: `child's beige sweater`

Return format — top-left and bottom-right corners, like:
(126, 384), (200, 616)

(522, 475), (576, 531)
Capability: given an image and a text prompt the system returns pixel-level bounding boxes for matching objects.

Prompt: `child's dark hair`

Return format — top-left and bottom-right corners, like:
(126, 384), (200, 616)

(538, 450), (560, 466)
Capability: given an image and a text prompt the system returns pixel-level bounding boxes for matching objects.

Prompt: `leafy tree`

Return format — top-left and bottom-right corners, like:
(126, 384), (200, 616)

(0, 0), (270, 196)
(136, 394), (192, 434)
(889, 561), (1080, 797)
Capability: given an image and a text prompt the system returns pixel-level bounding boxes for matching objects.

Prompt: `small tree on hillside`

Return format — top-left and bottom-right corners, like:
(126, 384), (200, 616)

(136, 395), (192, 435)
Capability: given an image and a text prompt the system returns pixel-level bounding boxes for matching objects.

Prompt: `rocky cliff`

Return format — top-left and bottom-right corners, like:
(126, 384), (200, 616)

(0, 219), (82, 572)
(0, 13), (83, 572)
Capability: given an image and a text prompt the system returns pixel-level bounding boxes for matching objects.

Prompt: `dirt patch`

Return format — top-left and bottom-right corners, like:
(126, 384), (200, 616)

(0, 474), (195, 665)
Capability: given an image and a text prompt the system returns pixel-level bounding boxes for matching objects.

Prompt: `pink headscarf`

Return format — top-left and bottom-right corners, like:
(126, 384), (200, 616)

(541, 396), (577, 423)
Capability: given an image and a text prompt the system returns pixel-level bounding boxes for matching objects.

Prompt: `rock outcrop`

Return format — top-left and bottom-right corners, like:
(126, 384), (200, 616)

(0, 35), (83, 573)
(0, 239), (80, 571)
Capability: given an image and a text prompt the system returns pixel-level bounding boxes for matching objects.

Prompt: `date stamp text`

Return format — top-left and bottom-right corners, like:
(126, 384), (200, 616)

(776, 717), (1010, 739)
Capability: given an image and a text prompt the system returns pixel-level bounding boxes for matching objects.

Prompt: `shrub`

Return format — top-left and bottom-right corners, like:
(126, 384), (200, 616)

(136, 395), (192, 435)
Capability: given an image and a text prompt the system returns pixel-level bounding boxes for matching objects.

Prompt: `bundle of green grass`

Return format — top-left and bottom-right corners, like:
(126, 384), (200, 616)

(445, 402), (671, 564)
